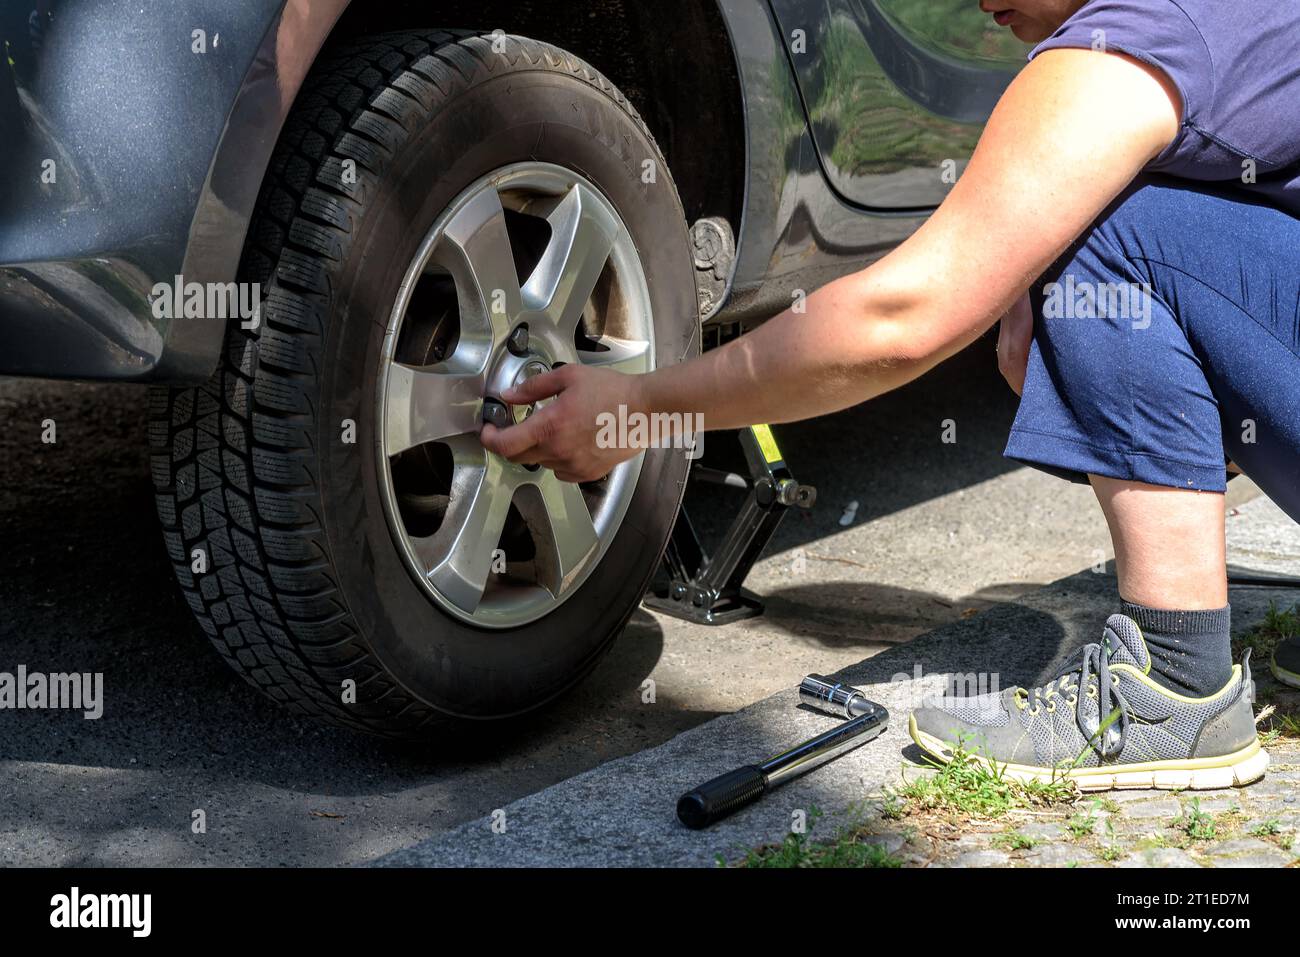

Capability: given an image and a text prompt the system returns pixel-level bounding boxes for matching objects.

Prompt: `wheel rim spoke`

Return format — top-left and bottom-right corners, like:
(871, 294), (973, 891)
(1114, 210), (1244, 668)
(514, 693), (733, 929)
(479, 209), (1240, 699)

(523, 183), (620, 347)
(579, 335), (652, 376)
(384, 363), (483, 456)
(433, 187), (521, 352)
(412, 448), (515, 614)
(514, 473), (600, 596)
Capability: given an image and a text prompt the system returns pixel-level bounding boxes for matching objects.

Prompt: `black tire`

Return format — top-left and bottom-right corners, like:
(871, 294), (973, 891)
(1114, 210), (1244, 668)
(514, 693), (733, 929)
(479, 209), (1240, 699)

(149, 30), (699, 737)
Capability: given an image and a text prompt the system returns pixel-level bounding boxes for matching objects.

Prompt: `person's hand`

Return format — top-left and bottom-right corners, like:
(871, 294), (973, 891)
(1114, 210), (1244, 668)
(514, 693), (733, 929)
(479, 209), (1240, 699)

(997, 292), (1034, 396)
(480, 364), (647, 483)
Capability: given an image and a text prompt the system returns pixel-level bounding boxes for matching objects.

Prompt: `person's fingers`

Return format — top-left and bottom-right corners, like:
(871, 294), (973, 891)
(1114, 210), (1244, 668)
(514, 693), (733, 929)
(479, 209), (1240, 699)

(502, 367), (568, 405)
(480, 417), (544, 461)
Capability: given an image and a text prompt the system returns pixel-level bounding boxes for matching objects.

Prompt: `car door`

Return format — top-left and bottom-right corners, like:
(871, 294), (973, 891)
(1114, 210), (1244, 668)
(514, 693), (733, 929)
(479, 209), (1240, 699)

(767, 0), (1029, 209)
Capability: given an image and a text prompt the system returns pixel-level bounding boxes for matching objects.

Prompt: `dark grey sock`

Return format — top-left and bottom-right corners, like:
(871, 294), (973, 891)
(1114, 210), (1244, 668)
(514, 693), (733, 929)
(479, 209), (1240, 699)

(1121, 601), (1233, 698)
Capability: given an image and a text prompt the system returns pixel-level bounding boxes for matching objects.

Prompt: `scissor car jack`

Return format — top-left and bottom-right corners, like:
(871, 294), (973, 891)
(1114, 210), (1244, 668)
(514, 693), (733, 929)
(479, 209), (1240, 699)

(644, 424), (815, 625)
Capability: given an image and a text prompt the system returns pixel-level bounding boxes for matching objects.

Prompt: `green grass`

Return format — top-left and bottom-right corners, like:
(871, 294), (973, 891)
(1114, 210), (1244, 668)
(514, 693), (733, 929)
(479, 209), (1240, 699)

(1173, 798), (1218, 842)
(1097, 843), (1123, 862)
(991, 831), (1037, 851)
(1246, 818), (1297, 854)
(1135, 834), (1173, 852)
(1233, 602), (1300, 742)
(740, 831), (905, 869)
(1233, 601), (1300, 661)
(1258, 710), (1300, 746)
(893, 740), (1077, 820)
(1066, 807), (1098, 839)
(737, 809), (905, 869)
(880, 794), (907, 821)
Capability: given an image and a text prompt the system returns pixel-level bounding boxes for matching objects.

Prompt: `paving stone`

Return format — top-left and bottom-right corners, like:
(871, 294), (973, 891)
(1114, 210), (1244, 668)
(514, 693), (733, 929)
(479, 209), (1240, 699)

(1203, 837), (1293, 868)
(1016, 822), (1067, 841)
(860, 832), (907, 855)
(1022, 843), (1095, 867)
(1180, 795), (1243, 814)
(1243, 778), (1300, 799)
(1206, 837), (1273, 855)
(1107, 816), (1167, 835)
(1206, 850), (1292, 867)
(948, 849), (1011, 867)
(1241, 815), (1300, 834)
(852, 799), (888, 817)
(1120, 798), (1183, 821)
(1105, 790), (1164, 804)
(1115, 847), (1202, 868)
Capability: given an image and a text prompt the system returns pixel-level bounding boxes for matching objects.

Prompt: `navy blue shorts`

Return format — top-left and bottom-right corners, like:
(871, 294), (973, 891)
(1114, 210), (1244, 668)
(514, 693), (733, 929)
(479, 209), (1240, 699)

(1005, 175), (1300, 522)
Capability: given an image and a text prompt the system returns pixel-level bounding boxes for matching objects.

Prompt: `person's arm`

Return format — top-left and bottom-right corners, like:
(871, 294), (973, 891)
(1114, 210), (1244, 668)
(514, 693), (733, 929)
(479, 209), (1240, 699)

(483, 48), (1182, 481)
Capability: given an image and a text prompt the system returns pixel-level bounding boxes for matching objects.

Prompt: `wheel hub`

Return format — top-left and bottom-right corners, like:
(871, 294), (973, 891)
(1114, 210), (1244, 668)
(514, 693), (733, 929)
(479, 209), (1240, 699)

(488, 351), (551, 427)
(510, 359), (549, 425)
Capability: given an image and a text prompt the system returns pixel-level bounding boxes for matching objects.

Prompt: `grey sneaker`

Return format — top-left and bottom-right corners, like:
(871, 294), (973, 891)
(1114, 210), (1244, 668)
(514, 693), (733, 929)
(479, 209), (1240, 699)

(909, 614), (1268, 792)
(1272, 635), (1300, 690)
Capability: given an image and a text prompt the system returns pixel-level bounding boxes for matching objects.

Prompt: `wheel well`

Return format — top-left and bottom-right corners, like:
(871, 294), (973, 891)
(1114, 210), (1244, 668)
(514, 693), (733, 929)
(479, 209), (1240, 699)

(327, 0), (746, 236)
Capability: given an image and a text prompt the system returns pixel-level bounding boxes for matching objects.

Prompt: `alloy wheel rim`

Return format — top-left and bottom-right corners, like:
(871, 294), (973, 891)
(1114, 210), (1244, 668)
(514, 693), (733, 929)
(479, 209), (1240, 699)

(376, 163), (654, 629)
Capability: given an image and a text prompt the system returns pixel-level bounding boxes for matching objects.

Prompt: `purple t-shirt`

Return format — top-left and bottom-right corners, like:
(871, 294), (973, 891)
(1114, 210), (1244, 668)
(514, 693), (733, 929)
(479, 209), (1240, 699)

(1031, 0), (1300, 215)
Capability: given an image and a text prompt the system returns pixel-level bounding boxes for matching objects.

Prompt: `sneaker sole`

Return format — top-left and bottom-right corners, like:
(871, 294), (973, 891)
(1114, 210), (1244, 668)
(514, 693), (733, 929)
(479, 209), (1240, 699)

(1271, 655), (1300, 690)
(909, 714), (1269, 792)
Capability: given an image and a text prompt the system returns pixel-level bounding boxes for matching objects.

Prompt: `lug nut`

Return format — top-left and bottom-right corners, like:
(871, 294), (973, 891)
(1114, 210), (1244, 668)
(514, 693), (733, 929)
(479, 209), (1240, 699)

(482, 399), (512, 430)
(507, 324), (530, 357)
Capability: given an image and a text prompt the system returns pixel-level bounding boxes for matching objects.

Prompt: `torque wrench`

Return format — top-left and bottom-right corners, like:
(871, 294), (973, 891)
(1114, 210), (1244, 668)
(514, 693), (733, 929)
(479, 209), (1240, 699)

(676, 679), (888, 829)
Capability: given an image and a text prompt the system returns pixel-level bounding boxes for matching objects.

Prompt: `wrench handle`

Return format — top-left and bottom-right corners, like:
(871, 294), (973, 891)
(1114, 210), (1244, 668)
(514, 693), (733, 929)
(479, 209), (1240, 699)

(676, 765), (768, 830)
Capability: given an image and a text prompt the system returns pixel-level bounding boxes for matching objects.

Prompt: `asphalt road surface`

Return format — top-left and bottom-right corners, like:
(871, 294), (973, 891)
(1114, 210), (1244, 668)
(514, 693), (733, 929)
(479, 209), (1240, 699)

(0, 337), (1263, 865)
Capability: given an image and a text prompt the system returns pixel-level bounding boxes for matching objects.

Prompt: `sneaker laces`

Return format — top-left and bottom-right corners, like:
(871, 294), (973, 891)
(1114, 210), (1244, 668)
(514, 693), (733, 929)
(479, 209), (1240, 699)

(1017, 640), (1130, 759)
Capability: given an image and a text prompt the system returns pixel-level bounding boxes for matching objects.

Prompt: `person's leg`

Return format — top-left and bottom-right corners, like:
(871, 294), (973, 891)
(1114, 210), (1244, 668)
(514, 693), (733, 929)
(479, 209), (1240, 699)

(910, 176), (1300, 789)
(1002, 176), (1250, 701)
(1090, 476), (1233, 698)
(1082, 177), (1300, 691)
(1090, 477), (1226, 610)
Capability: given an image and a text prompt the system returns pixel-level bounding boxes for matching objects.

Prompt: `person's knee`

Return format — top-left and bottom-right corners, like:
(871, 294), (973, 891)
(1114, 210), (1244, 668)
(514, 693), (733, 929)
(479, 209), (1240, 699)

(1028, 182), (1181, 369)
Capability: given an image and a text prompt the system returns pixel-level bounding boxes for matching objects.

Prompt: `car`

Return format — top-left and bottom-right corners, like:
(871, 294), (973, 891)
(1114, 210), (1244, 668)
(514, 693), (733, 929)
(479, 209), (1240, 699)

(0, 0), (1025, 737)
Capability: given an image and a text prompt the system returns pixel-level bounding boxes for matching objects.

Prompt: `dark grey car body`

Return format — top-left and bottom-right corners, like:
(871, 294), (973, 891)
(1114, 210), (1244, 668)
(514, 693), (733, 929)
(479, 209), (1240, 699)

(0, 0), (1025, 383)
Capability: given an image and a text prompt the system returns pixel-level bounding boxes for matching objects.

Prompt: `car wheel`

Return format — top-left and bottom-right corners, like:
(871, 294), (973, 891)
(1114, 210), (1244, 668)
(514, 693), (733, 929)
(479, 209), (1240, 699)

(149, 29), (699, 737)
